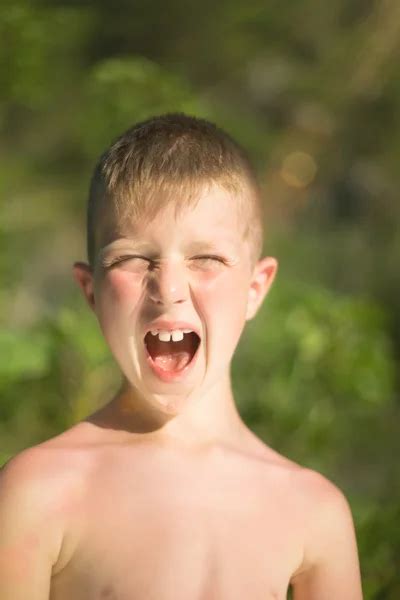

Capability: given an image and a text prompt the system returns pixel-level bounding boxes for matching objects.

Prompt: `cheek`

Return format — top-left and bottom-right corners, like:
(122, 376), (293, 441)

(96, 271), (143, 319)
(197, 271), (250, 340)
(199, 270), (249, 311)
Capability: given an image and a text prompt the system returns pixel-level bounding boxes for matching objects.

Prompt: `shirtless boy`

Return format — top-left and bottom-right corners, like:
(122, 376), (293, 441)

(0, 113), (363, 599)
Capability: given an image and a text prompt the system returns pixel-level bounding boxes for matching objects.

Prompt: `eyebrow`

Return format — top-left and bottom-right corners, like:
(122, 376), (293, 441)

(98, 240), (154, 258)
(99, 238), (239, 257)
(185, 240), (238, 253)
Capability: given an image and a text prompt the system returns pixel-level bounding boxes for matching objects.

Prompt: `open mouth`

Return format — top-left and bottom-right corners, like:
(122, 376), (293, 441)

(144, 331), (201, 373)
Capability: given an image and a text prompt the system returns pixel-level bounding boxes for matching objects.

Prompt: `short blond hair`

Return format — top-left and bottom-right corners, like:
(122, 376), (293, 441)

(87, 113), (264, 267)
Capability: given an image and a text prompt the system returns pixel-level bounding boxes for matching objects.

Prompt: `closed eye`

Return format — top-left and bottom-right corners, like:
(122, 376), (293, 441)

(102, 255), (150, 268)
(191, 255), (227, 266)
(194, 255), (225, 261)
(101, 254), (229, 269)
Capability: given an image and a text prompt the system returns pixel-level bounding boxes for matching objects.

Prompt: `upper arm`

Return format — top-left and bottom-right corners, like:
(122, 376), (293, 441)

(0, 451), (63, 599)
(291, 471), (363, 600)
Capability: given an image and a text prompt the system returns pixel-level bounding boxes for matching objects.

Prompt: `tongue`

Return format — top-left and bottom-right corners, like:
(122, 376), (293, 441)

(153, 352), (191, 371)
(146, 334), (195, 372)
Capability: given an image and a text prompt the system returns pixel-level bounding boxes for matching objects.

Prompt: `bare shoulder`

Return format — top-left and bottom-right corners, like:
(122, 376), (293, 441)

(0, 446), (66, 593)
(0, 438), (89, 537)
(1, 421), (99, 490)
(289, 466), (358, 555)
(286, 465), (357, 547)
(289, 465), (353, 511)
(242, 442), (363, 599)
(0, 434), (99, 597)
(287, 467), (363, 600)
(0, 423), (104, 533)
(0, 444), (65, 512)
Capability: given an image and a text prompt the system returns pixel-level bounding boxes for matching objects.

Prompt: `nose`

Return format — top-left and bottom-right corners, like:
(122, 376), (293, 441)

(147, 260), (189, 306)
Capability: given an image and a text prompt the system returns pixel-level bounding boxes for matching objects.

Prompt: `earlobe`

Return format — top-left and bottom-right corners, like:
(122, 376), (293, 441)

(245, 257), (278, 321)
(72, 262), (96, 310)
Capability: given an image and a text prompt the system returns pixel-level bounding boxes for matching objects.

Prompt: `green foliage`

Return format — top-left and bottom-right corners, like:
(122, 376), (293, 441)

(0, 301), (118, 455)
(355, 496), (400, 600)
(0, 327), (52, 384)
(79, 56), (205, 157)
(0, 1), (89, 115)
(234, 280), (396, 469)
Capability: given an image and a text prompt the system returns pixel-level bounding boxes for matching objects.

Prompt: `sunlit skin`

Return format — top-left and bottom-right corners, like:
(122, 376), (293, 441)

(0, 184), (363, 600)
(77, 184), (277, 446)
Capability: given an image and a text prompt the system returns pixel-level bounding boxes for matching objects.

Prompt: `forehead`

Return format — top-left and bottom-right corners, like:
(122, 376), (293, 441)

(97, 183), (245, 249)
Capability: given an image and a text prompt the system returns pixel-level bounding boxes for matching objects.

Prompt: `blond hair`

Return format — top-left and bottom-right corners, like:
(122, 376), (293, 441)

(87, 113), (264, 267)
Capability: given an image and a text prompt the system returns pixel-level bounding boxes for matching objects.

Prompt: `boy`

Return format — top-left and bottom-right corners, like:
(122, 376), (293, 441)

(0, 113), (363, 599)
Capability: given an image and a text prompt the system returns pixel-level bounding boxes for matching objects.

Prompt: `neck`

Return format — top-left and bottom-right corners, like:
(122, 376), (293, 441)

(88, 371), (250, 452)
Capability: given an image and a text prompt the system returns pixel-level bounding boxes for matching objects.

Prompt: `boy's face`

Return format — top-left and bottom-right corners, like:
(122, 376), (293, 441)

(74, 184), (277, 413)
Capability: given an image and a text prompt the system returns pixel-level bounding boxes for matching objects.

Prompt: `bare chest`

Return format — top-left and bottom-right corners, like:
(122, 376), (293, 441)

(50, 450), (301, 600)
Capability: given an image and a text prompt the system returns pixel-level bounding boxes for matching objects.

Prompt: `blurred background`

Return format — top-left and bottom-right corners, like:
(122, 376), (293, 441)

(0, 0), (399, 597)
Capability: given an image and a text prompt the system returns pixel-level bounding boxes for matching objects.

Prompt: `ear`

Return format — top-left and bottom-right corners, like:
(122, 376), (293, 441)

(245, 256), (278, 321)
(72, 262), (96, 311)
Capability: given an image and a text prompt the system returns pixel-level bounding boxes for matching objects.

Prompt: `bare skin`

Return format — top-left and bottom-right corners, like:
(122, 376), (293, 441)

(0, 185), (363, 598)
(0, 397), (363, 600)
(48, 413), (303, 600)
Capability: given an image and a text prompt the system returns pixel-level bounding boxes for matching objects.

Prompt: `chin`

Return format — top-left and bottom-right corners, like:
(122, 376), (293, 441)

(152, 392), (193, 416)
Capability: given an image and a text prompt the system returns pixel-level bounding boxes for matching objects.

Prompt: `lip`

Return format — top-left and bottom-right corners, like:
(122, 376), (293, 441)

(143, 320), (201, 338)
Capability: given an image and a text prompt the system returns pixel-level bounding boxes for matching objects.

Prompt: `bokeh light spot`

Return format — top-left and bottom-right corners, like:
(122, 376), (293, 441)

(280, 151), (318, 188)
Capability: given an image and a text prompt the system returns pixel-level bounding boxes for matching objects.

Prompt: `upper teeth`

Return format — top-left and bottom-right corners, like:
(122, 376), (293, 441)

(150, 329), (193, 342)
